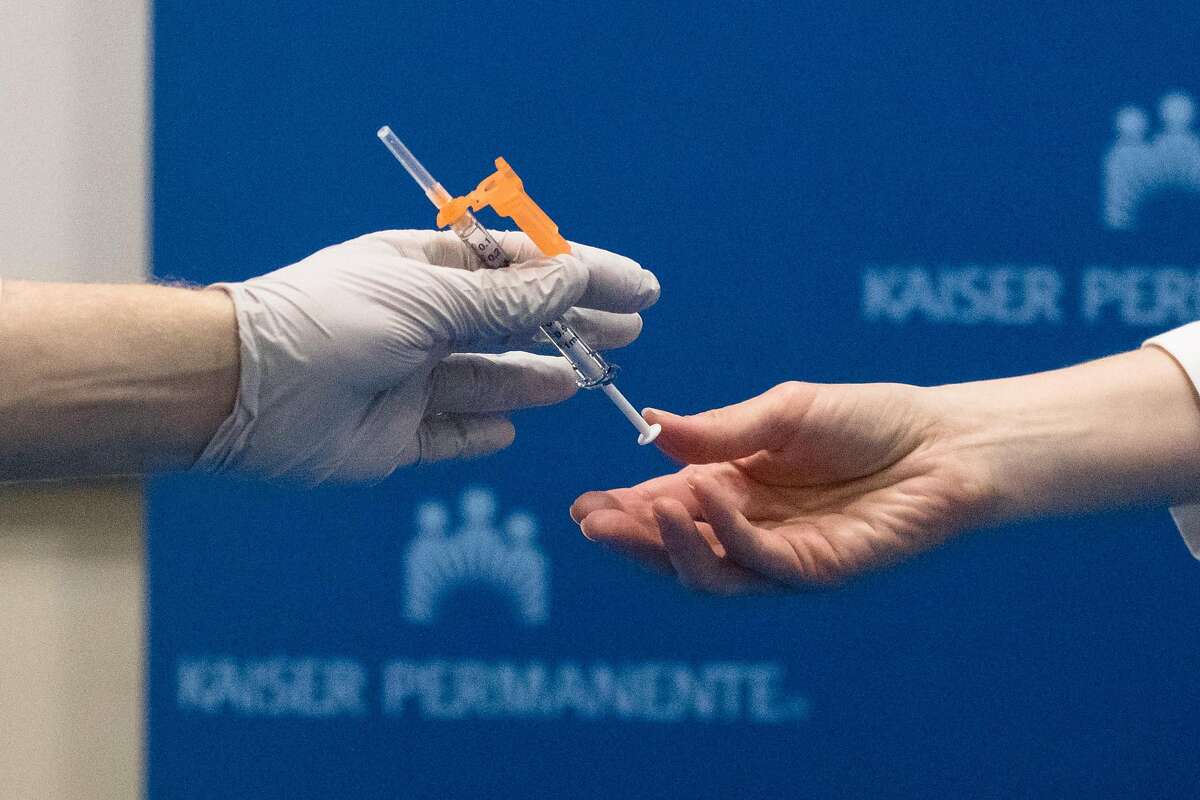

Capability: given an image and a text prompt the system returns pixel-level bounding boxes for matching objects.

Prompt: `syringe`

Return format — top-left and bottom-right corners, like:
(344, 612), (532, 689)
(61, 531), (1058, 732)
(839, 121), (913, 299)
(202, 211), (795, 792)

(377, 126), (660, 445)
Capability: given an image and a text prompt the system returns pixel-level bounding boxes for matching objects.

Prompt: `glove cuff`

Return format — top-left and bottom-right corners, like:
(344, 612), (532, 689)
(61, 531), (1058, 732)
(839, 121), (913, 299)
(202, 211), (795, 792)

(191, 282), (263, 475)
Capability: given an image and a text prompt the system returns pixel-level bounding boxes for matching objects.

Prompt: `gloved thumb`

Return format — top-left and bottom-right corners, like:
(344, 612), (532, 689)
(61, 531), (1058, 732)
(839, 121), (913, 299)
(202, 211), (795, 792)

(645, 383), (812, 464)
(431, 254), (589, 348)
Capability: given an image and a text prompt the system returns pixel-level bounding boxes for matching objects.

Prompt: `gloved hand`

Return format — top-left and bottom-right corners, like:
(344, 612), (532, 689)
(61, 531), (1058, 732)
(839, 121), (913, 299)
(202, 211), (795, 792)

(194, 229), (659, 485)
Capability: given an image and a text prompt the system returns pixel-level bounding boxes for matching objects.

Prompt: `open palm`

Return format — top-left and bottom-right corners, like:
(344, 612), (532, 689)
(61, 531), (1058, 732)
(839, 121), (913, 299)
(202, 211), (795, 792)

(570, 381), (993, 593)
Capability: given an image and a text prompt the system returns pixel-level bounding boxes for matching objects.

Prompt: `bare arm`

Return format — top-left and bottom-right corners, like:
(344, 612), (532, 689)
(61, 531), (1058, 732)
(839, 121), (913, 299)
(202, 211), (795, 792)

(571, 347), (1200, 593)
(944, 347), (1200, 521)
(0, 279), (238, 480)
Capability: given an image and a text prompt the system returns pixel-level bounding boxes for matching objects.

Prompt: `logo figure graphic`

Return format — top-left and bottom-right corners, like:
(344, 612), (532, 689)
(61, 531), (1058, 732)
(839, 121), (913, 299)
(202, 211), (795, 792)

(403, 487), (548, 626)
(1103, 91), (1200, 230)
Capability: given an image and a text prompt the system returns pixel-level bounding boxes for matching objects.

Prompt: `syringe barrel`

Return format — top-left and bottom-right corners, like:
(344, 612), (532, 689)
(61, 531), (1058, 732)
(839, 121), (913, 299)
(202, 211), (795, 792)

(447, 211), (615, 388)
(540, 319), (614, 387)
(376, 130), (621, 392)
(447, 210), (511, 270)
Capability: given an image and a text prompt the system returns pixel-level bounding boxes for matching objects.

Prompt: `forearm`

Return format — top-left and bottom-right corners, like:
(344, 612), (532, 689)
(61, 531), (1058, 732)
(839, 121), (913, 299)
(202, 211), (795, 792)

(0, 280), (237, 480)
(935, 348), (1200, 523)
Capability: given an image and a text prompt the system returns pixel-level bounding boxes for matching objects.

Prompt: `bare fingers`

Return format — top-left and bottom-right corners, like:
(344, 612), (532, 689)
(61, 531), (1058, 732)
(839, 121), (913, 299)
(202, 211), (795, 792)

(576, 507), (675, 575)
(571, 468), (859, 593)
(570, 474), (702, 576)
(689, 473), (841, 588)
(570, 471), (702, 524)
(570, 475), (782, 593)
(652, 498), (779, 595)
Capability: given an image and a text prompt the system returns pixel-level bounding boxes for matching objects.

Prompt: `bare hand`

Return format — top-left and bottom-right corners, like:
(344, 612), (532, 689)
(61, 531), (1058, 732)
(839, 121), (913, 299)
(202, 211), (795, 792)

(570, 381), (996, 593)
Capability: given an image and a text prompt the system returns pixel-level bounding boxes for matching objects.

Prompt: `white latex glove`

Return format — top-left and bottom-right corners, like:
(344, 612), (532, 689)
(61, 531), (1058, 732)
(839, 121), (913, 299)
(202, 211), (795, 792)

(193, 229), (659, 485)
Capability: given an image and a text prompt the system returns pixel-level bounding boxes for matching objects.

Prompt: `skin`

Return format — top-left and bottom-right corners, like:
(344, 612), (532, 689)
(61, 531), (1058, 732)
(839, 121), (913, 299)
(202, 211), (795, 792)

(0, 280), (239, 479)
(570, 348), (1200, 594)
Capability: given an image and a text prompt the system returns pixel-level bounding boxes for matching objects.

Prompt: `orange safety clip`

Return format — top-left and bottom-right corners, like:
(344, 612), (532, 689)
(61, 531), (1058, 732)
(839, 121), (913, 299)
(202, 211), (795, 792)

(435, 158), (570, 257)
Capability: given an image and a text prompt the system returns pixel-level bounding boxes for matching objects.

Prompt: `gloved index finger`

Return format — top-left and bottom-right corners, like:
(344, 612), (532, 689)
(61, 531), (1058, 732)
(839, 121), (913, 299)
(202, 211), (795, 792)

(568, 241), (660, 314)
(493, 231), (660, 314)
(430, 254), (590, 349)
(411, 227), (660, 314)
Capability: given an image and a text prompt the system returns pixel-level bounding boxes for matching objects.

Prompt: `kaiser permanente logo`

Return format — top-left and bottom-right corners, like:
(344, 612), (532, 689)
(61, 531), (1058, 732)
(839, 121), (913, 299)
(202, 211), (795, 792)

(175, 488), (810, 724)
(864, 90), (1200, 326)
(1104, 92), (1200, 230)
(404, 488), (548, 626)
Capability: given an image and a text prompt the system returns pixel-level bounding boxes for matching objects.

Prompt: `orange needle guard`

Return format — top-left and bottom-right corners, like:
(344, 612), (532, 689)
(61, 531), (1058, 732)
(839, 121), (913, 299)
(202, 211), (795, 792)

(435, 158), (570, 257)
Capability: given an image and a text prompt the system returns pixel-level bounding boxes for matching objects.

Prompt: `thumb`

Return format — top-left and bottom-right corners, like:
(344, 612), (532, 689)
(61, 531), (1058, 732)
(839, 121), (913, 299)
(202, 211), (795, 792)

(645, 382), (814, 464)
(432, 254), (588, 348)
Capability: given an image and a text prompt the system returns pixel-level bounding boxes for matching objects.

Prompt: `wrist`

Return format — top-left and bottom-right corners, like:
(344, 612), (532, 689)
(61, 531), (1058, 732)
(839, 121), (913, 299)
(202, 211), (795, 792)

(160, 287), (239, 467)
(929, 348), (1200, 526)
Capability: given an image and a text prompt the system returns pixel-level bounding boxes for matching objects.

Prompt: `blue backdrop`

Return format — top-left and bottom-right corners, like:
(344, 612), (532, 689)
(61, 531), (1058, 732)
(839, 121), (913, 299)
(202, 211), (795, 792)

(151, 2), (1200, 797)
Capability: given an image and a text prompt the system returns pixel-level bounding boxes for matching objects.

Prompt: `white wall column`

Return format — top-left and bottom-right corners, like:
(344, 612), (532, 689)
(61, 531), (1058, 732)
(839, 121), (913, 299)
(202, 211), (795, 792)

(0, 1), (149, 797)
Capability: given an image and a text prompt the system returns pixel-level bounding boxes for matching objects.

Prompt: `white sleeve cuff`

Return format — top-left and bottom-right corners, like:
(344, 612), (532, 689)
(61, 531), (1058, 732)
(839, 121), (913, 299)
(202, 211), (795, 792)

(1144, 321), (1200, 559)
